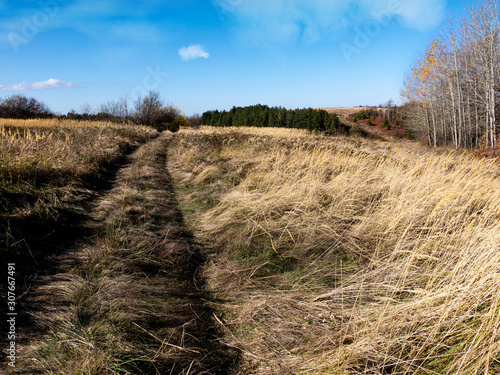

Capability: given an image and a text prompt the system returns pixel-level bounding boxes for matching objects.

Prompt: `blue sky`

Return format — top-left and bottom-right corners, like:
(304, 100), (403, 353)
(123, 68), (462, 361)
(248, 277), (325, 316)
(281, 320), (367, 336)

(0, 0), (470, 115)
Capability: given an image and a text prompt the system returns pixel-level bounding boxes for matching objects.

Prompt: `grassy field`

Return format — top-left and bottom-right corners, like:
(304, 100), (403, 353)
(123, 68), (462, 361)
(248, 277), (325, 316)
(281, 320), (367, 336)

(1, 118), (157, 275)
(0, 119), (163, 373)
(0, 119), (156, 184)
(4, 120), (500, 374)
(169, 126), (500, 374)
(318, 107), (368, 116)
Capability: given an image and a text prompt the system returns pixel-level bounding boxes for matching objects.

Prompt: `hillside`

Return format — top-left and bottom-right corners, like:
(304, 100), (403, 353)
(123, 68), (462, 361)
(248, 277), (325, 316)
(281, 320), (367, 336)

(169, 126), (500, 374)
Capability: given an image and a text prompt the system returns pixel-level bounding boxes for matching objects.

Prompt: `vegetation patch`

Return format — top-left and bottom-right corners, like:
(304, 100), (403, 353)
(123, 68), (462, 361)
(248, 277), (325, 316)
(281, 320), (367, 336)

(7, 132), (239, 374)
(0, 119), (157, 305)
(169, 126), (500, 374)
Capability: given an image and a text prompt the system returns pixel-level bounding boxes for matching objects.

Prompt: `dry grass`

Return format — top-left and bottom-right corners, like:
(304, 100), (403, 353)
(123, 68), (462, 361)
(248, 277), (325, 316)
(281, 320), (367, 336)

(0, 120), (160, 374)
(1, 118), (157, 273)
(9, 132), (238, 374)
(0, 118), (157, 266)
(0, 119), (156, 186)
(319, 107), (368, 116)
(169, 126), (500, 374)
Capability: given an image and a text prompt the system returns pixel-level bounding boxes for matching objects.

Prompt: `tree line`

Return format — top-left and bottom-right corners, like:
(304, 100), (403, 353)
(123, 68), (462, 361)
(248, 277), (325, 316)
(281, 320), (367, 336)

(0, 91), (190, 132)
(402, 0), (500, 149)
(201, 105), (349, 134)
(0, 94), (53, 119)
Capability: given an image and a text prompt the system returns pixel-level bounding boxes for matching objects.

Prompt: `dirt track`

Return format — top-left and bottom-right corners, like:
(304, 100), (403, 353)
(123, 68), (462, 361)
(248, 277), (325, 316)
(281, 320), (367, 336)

(8, 132), (239, 374)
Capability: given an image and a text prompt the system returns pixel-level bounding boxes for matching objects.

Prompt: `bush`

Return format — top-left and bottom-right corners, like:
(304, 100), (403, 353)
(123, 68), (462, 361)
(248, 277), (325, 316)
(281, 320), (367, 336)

(0, 94), (53, 119)
(354, 110), (367, 121)
(133, 91), (181, 131)
(405, 126), (415, 139)
(165, 115), (189, 133)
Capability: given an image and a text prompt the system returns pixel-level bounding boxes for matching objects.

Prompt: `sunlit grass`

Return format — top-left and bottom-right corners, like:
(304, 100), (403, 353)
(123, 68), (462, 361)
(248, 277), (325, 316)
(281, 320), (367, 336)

(0, 119), (156, 186)
(170, 126), (500, 374)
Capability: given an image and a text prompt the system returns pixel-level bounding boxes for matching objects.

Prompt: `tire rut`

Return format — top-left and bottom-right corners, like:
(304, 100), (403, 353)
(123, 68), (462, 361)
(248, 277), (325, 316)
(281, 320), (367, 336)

(7, 132), (240, 374)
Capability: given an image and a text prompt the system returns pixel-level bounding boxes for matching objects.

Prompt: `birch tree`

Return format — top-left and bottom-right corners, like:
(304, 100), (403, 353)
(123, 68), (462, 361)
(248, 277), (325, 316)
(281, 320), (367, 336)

(402, 0), (500, 149)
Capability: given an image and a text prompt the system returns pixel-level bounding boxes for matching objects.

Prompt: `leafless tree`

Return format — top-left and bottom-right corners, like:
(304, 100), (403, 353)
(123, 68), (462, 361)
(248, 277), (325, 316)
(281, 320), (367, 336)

(0, 94), (53, 119)
(402, 0), (500, 149)
(133, 90), (181, 131)
(100, 94), (130, 122)
(187, 113), (201, 129)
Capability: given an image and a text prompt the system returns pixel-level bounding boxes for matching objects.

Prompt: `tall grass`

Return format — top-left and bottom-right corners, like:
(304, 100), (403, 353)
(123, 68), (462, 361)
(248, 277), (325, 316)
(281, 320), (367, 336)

(14, 132), (238, 374)
(0, 119), (156, 186)
(170, 126), (500, 374)
(0, 119), (157, 246)
(1, 120), (159, 374)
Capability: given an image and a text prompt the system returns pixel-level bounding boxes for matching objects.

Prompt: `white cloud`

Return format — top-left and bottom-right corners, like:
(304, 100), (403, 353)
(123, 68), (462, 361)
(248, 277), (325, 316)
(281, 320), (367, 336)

(0, 78), (76, 91)
(212, 0), (447, 44)
(178, 44), (210, 61)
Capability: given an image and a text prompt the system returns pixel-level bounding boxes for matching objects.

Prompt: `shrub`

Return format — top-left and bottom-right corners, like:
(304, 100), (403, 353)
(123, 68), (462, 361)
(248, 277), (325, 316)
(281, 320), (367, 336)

(133, 91), (181, 131)
(405, 126), (415, 139)
(165, 115), (189, 133)
(354, 110), (367, 121)
(0, 94), (54, 119)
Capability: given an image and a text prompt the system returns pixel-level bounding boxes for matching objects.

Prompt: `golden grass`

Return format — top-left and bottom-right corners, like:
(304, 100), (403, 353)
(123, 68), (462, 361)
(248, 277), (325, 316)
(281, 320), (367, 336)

(10, 132), (239, 374)
(190, 125), (312, 139)
(0, 118), (130, 128)
(0, 119), (156, 186)
(1, 120), (161, 374)
(319, 107), (368, 116)
(170, 126), (500, 374)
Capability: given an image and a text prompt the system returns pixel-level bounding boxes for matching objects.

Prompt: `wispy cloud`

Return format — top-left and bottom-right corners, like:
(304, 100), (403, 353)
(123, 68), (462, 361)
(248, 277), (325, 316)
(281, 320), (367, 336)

(0, 1), (166, 50)
(0, 78), (76, 91)
(178, 44), (210, 61)
(212, 0), (447, 44)
(395, 0), (447, 31)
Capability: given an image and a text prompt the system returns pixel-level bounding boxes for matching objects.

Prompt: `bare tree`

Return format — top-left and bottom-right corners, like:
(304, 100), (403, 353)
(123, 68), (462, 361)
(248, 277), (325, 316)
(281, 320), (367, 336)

(133, 91), (163, 127)
(133, 90), (181, 131)
(79, 103), (96, 116)
(0, 94), (53, 119)
(187, 113), (201, 129)
(402, 0), (500, 149)
(100, 94), (130, 122)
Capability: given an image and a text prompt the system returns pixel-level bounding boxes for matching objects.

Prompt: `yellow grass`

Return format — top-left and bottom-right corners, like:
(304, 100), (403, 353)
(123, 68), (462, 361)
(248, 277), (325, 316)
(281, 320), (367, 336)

(13, 132), (239, 374)
(189, 125), (312, 139)
(170, 126), (500, 374)
(0, 119), (156, 186)
(319, 107), (368, 116)
(0, 118), (131, 128)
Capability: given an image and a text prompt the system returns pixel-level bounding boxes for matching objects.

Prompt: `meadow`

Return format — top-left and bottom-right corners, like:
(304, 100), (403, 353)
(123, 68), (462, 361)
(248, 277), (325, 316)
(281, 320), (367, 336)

(0, 118), (156, 187)
(3, 119), (500, 374)
(0, 119), (160, 373)
(1, 118), (157, 273)
(169, 126), (500, 374)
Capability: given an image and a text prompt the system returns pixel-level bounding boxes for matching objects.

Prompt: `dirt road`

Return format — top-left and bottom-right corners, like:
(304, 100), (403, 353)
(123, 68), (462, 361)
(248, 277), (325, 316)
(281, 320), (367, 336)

(8, 132), (239, 374)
